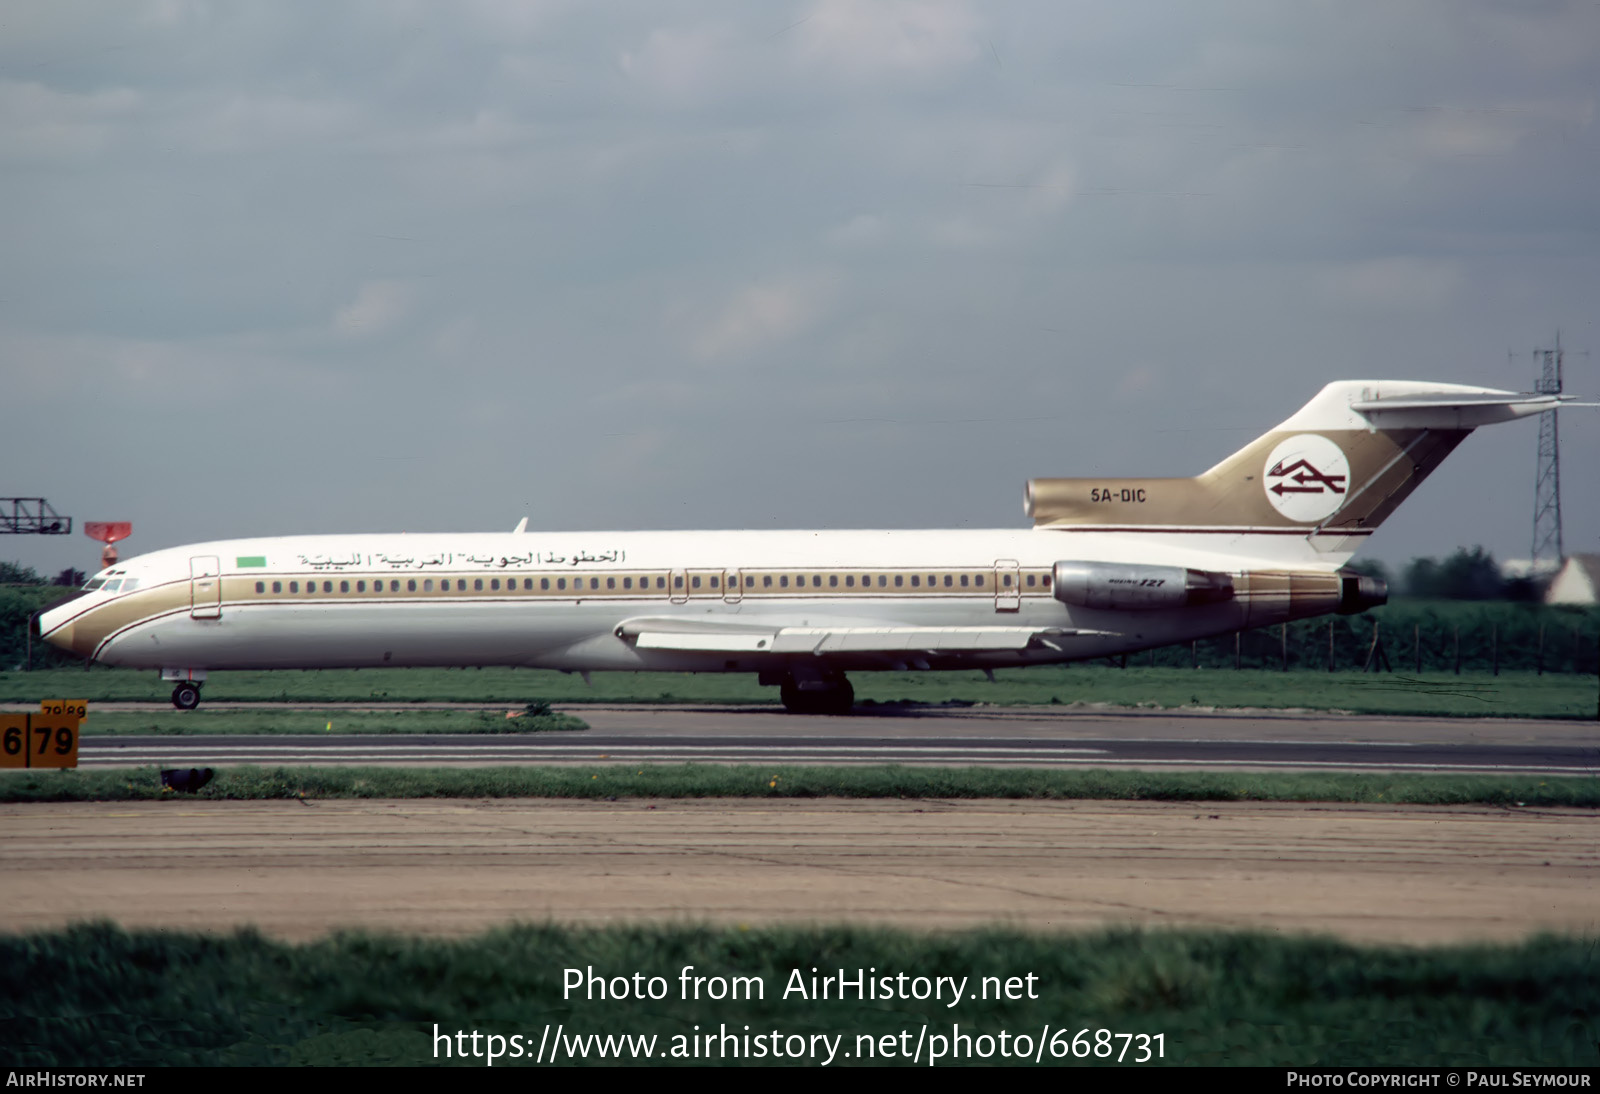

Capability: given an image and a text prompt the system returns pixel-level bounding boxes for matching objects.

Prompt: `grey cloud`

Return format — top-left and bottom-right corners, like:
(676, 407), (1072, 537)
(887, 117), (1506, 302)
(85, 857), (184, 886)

(1, 0), (1595, 579)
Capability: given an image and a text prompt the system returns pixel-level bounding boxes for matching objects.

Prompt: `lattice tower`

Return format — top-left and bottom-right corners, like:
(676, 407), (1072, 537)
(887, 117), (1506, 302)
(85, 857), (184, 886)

(1530, 335), (1563, 567)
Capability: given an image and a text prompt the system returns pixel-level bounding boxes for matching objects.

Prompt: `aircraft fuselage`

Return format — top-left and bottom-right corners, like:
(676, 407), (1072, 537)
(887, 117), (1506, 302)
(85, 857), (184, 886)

(38, 527), (1348, 677)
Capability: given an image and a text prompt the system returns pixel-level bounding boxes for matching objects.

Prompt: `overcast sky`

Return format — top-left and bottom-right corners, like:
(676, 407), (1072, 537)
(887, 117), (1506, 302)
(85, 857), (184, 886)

(3, 0), (1597, 579)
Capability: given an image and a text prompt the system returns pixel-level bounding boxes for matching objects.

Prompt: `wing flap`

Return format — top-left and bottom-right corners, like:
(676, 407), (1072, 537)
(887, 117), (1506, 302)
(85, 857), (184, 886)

(635, 632), (775, 652)
(772, 626), (1052, 652)
(621, 617), (1109, 654)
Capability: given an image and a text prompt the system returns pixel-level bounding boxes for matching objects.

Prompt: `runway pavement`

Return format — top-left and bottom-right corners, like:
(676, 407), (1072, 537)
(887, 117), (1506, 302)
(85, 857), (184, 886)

(2, 798), (1593, 944)
(71, 703), (1600, 775)
(10, 706), (1597, 945)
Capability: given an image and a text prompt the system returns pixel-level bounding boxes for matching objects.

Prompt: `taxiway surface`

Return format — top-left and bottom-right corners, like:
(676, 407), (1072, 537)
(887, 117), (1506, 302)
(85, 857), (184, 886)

(69, 704), (1600, 775)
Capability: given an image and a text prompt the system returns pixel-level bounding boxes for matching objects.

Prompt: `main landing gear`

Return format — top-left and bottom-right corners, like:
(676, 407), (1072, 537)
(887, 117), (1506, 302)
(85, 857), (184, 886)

(171, 682), (202, 711)
(778, 671), (855, 716)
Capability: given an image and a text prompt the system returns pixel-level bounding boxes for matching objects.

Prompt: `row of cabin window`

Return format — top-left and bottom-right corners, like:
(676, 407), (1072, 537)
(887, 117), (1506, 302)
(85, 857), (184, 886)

(250, 571), (1055, 596)
(252, 576), (667, 595)
(743, 572), (1051, 589)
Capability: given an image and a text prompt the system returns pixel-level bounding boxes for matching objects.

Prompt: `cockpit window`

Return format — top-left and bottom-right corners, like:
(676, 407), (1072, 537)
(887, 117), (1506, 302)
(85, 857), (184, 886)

(83, 578), (105, 591)
(100, 580), (122, 593)
(121, 578), (139, 592)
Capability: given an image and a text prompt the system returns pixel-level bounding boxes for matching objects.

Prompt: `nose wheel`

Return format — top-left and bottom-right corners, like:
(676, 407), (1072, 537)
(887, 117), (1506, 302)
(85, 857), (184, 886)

(171, 682), (202, 711)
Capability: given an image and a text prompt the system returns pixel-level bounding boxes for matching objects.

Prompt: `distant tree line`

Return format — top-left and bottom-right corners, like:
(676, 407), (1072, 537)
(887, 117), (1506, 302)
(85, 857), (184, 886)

(0, 562), (84, 588)
(1125, 600), (1598, 675)
(1345, 546), (1545, 601)
(1, 563), (90, 669)
(0, 594), (79, 672)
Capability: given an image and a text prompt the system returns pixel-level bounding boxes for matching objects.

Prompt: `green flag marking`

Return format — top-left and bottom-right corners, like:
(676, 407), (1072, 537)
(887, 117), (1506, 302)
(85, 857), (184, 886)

(235, 556), (267, 568)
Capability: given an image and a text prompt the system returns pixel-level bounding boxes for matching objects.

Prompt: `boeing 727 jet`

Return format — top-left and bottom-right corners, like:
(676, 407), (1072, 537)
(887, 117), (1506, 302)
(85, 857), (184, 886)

(39, 380), (1580, 711)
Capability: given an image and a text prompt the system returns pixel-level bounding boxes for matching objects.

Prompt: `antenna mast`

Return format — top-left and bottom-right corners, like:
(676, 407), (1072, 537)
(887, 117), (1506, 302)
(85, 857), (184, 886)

(1530, 334), (1564, 568)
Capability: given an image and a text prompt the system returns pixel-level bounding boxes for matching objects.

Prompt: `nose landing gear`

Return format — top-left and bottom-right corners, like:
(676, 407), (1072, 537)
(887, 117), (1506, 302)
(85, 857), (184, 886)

(171, 682), (202, 710)
(162, 669), (208, 710)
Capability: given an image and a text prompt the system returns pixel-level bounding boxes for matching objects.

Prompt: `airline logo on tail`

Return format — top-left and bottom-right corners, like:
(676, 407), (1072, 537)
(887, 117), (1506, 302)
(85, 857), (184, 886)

(1263, 434), (1349, 522)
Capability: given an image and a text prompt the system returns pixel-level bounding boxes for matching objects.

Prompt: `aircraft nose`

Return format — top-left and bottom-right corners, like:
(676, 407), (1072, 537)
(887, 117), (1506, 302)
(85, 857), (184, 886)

(38, 598), (86, 655)
(39, 587), (89, 618)
(38, 603), (73, 642)
(41, 617), (76, 651)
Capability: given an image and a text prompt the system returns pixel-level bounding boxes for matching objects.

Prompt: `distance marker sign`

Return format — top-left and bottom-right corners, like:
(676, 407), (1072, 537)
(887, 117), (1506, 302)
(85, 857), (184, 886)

(0, 701), (84, 768)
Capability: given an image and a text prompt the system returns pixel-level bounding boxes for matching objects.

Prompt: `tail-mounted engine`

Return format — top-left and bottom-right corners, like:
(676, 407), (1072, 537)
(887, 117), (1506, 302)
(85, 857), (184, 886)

(1051, 560), (1387, 621)
(1337, 572), (1388, 614)
(1052, 561), (1234, 611)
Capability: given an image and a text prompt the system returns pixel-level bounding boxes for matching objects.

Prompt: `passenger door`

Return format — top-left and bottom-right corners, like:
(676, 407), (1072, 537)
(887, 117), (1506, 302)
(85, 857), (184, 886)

(190, 556), (222, 619)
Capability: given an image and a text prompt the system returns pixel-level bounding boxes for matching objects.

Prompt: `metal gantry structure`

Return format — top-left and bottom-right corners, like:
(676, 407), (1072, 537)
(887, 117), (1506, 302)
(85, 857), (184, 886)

(1529, 335), (1564, 568)
(2, 498), (74, 672)
(0, 498), (72, 535)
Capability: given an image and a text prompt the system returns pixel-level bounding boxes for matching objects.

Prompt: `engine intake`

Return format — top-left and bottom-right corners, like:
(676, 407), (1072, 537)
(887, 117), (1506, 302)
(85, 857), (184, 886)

(1052, 561), (1235, 611)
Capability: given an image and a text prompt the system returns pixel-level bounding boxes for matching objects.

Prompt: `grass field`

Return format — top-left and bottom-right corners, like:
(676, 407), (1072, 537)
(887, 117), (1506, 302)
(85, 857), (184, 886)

(3, 764), (1595, 806)
(3, 922), (1594, 1066)
(3, 665), (1597, 719)
(69, 707), (588, 736)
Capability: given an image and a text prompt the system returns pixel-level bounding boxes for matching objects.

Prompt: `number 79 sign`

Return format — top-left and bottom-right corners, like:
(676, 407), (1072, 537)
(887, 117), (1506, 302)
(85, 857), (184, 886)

(0, 702), (83, 768)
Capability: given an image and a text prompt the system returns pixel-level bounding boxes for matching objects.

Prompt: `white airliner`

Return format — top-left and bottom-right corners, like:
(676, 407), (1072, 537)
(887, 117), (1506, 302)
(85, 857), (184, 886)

(39, 380), (1580, 712)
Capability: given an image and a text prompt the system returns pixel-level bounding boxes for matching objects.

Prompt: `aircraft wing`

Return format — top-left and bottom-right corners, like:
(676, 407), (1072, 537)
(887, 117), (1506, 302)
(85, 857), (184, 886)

(616, 617), (1111, 653)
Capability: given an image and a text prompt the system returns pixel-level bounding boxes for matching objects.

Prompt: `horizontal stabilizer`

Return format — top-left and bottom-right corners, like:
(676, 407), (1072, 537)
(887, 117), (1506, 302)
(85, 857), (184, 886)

(1350, 390), (1592, 429)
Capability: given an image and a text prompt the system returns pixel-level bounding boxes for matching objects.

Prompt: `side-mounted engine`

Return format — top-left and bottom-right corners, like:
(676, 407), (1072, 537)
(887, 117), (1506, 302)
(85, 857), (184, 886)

(1051, 560), (1387, 621)
(1051, 562), (1234, 611)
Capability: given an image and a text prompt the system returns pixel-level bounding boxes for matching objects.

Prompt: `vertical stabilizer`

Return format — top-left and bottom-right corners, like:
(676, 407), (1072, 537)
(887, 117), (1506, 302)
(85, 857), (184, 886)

(1025, 380), (1573, 562)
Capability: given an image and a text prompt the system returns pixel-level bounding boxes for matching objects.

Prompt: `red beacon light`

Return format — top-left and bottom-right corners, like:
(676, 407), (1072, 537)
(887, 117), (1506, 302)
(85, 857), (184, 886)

(84, 522), (133, 569)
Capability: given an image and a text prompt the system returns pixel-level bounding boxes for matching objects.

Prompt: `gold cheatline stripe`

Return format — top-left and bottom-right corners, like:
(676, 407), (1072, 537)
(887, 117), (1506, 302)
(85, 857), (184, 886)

(64, 566), (1056, 657)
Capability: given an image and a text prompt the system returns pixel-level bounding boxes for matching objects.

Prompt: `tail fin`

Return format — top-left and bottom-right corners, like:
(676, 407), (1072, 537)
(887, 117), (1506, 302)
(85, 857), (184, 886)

(1026, 380), (1577, 559)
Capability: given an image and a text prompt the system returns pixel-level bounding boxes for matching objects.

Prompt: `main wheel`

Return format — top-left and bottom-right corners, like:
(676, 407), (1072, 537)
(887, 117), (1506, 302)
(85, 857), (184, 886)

(779, 676), (854, 715)
(171, 683), (201, 711)
(818, 677), (854, 715)
(779, 679), (806, 713)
